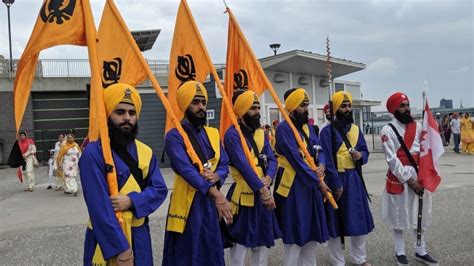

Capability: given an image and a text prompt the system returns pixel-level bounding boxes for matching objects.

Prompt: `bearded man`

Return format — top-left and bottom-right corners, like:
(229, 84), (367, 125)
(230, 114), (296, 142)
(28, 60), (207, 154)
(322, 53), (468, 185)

(79, 83), (168, 266)
(380, 92), (438, 265)
(273, 88), (330, 266)
(224, 90), (282, 266)
(320, 91), (374, 266)
(162, 81), (232, 266)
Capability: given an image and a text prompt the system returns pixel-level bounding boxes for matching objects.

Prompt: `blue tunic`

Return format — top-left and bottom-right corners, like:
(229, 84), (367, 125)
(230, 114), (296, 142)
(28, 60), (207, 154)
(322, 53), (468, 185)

(224, 126), (282, 248)
(274, 121), (329, 246)
(320, 123), (374, 237)
(162, 121), (230, 266)
(79, 140), (168, 266)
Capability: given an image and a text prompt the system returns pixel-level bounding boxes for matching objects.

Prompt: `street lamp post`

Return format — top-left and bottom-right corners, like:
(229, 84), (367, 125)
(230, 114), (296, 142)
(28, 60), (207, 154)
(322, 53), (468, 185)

(3, 0), (15, 79)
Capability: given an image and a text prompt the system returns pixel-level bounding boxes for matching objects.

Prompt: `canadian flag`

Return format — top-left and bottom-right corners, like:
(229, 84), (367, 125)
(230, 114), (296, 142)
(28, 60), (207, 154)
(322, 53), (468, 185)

(418, 100), (444, 192)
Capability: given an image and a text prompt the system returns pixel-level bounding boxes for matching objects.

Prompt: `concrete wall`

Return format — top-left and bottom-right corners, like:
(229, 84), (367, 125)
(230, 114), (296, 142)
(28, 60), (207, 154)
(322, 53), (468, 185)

(0, 91), (34, 165)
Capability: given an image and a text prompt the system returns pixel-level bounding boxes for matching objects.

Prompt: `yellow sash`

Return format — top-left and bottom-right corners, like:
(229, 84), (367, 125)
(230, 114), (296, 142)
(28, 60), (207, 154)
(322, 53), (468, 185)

(89, 140), (152, 266)
(229, 128), (265, 215)
(336, 125), (359, 172)
(166, 126), (221, 233)
(275, 124), (311, 198)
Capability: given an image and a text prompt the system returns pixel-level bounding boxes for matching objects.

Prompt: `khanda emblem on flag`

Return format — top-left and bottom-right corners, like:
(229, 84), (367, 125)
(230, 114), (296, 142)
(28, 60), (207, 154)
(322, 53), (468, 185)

(175, 54), (196, 83)
(233, 69), (249, 91)
(40, 0), (76, 25)
(102, 57), (122, 88)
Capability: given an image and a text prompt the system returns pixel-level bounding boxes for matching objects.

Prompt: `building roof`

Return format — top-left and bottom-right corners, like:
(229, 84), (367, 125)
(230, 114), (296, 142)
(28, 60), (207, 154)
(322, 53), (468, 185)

(131, 29), (161, 52)
(259, 50), (365, 78)
(353, 99), (382, 107)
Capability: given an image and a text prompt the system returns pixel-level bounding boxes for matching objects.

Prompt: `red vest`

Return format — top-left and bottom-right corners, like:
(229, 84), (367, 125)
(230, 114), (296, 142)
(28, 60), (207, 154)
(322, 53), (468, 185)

(386, 122), (419, 194)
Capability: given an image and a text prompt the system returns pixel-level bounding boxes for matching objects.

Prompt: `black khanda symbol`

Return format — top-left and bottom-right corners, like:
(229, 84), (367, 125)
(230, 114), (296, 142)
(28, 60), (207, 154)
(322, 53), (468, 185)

(102, 58), (122, 88)
(175, 54), (196, 84)
(233, 69), (249, 91)
(40, 0), (76, 25)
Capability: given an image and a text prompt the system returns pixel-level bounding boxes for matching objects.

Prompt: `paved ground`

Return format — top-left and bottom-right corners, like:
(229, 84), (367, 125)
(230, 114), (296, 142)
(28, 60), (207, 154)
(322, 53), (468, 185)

(0, 141), (473, 265)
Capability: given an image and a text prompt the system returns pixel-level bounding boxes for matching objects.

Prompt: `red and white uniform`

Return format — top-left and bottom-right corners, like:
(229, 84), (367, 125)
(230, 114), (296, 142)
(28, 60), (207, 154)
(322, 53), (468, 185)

(380, 118), (433, 231)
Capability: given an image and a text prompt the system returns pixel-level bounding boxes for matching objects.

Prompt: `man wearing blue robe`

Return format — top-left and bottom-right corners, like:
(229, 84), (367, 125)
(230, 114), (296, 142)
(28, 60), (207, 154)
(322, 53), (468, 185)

(224, 90), (282, 266)
(162, 81), (232, 266)
(320, 91), (374, 266)
(273, 88), (330, 266)
(79, 83), (168, 265)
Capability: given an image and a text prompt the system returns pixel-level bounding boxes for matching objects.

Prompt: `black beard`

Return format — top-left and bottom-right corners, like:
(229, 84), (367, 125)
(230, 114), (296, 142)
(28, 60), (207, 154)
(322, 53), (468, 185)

(185, 109), (207, 127)
(292, 111), (309, 128)
(108, 118), (138, 149)
(394, 110), (414, 124)
(243, 113), (261, 131)
(336, 110), (354, 125)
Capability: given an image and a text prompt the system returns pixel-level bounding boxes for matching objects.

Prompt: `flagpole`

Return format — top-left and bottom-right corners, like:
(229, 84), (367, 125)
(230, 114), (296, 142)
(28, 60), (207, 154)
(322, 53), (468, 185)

(326, 36), (345, 248)
(417, 79), (427, 246)
(82, 0), (124, 228)
(224, 7), (337, 209)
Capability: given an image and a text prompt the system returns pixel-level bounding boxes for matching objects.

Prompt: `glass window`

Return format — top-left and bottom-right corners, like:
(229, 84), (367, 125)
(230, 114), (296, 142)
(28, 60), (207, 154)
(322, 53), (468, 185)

(269, 108), (281, 124)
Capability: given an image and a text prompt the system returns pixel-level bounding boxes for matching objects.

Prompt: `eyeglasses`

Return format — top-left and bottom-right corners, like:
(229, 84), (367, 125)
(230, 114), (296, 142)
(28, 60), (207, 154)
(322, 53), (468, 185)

(340, 103), (352, 109)
(299, 102), (309, 108)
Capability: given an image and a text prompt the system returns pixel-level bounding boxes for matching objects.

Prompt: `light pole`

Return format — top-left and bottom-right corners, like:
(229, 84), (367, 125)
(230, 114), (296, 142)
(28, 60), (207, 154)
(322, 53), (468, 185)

(269, 43), (281, 56)
(3, 0), (15, 79)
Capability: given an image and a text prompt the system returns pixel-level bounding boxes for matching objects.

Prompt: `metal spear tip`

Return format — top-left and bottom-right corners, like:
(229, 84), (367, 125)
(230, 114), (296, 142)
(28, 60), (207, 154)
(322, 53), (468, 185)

(2, 0), (15, 7)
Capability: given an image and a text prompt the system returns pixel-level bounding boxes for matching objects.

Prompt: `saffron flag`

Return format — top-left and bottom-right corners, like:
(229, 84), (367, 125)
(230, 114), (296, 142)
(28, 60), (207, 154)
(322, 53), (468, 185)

(14, 0), (123, 226)
(418, 100), (444, 192)
(166, 0), (212, 132)
(14, 0), (88, 132)
(167, 0), (259, 176)
(220, 7), (337, 208)
(97, 0), (147, 89)
(97, 0), (204, 171)
(220, 8), (268, 136)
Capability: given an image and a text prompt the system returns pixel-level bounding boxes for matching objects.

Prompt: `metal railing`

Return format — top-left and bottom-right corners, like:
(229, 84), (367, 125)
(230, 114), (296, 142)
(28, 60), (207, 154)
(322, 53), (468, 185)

(0, 59), (225, 79)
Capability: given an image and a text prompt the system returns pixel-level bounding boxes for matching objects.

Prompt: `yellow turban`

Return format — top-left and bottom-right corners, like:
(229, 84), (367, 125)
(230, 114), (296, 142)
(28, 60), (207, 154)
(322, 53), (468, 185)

(104, 83), (142, 118)
(233, 91), (259, 118)
(285, 88), (309, 112)
(176, 81), (208, 112)
(332, 91), (352, 114)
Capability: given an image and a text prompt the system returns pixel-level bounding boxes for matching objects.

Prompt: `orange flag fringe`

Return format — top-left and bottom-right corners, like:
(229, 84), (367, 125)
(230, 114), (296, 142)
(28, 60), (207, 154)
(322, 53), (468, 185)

(222, 8), (337, 208)
(168, 0), (259, 175)
(100, 0), (204, 171)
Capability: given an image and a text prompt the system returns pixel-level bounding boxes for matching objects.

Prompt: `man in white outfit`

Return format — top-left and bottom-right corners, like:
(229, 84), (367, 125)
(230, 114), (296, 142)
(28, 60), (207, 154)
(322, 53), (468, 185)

(380, 92), (438, 265)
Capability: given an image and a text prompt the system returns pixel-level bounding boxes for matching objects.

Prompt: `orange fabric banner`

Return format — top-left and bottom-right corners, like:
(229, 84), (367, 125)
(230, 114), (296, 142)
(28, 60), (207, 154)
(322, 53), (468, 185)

(97, 0), (147, 89)
(13, 0), (123, 225)
(222, 8), (337, 208)
(167, 0), (258, 175)
(220, 8), (268, 136)
(14, 0), (88, 132)
(166, 0), (212, 133)
(98, 0), (204, 171)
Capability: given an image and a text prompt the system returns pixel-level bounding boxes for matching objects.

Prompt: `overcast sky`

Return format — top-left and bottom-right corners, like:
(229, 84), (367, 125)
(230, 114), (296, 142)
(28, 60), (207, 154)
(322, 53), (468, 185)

(0, 0), (472, 110)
